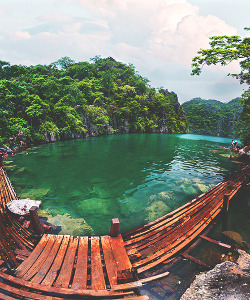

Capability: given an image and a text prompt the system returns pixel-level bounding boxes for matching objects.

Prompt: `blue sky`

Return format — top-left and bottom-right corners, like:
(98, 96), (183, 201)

(0, 0), (249, 103)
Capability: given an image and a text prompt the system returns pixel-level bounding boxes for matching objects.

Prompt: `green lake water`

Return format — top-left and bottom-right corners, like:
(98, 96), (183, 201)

(5, 133), (241, 236)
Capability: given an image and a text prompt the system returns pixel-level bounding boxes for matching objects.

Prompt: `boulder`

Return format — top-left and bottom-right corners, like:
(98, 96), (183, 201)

(7, 199), (41, 216)
(181, 250), (250, 300)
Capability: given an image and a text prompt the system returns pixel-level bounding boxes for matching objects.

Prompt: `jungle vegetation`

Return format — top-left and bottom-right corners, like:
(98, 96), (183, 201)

(182, 97), (243, 138)
(0, 56), (187, 148)
(191, 27), (250, 145)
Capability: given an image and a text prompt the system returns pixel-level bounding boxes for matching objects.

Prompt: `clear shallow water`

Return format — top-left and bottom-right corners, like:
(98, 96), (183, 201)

(6, 133), (240, 236)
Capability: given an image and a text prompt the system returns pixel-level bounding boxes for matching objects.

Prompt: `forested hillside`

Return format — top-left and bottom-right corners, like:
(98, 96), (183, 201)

(182, 97), (243, 137)
(0, 56), (187, 148)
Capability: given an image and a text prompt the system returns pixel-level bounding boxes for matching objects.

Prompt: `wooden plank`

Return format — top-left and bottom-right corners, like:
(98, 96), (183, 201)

(122, 297), (149, 300)
(41, 235), (70, 286)
(1, 270), (134, 297)
(125, 182), (228, 248)
(15, 234), (50, 278)
(0, 281), (61, 300)
(181, 252), (210, 268)
(2, 169), (16, 201)
(71, 236), (88, 289)
(23, 235), (56, 281)
(0, 259), (5, 267)
(109, 235), (135, 284)
(123, 182), (223, 240)
(7, 217), (35, 248)
(109, 235), (132, 272)
(4, 222), (33, 250)
(53, 236), (78, 288)
(0, 221), (18, 268)
(128, 195), (213, 253)
(101, 236), (118, 286)
(31, 235), (64, 284)
(199, 234), (231, 249)
(137, 198), (223, 273)
(136, 194), (223, 270)
(112, 271), (169, 290)
(136, 188), (225, 259)
(91, 236), (106, 290)
(0, 293), (16, 300)
(140, 271), (170, 284)
(14, 249), (31, 257)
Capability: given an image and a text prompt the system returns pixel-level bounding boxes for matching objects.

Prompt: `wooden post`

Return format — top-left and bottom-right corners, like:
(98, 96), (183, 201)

(29, 206), (43, 235)
(0, 154), (3, 167)
(110, 218), (120, 237)
(222, 194), (230, 231)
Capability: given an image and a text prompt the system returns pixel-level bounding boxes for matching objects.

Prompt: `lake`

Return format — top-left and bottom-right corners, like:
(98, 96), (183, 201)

(6, 133), (240, 236)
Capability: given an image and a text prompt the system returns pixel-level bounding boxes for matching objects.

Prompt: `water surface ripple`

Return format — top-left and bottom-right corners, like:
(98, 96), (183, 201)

(7, 134), (239, 235)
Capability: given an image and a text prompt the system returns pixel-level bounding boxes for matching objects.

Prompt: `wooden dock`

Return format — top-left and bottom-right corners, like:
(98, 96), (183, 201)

(122, 166), (248, 273)
(0, 165), (249, 299)
(0, 168), (37, 269)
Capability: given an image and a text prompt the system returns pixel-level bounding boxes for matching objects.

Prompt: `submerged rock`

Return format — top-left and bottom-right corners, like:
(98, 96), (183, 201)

(222, 231), (250, 250)
(21, 188), (50, 200)
(197, 183), (209, 193)
(158, 191), (175, 201)
(181, 250), (250, 300)
(38, 210), (94, 236)
(176, 177), (212, 195)
(145, 200), (170, 222)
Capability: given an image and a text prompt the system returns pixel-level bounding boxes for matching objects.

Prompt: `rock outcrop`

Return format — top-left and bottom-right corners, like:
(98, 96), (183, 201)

(181, 250), (250, 300)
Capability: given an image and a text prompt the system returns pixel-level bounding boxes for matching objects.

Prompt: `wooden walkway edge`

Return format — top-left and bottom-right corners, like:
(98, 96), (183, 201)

(0, 164), (249, 299)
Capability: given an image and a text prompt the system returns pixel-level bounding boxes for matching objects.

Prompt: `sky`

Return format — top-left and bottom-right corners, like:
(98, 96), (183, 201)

(0, 0), (249, 103)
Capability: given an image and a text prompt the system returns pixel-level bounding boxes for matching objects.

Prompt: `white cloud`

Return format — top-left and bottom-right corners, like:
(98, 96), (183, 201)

(37, 13), (73, 23)
(0, 0), (248, 102)
(72, 0), (237, 70)
(8, 31), (31, 41)
(0, 5), (10, 15)
(0, 0), (239, 68)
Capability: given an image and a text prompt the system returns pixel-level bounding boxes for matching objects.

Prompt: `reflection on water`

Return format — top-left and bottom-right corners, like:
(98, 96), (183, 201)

(6, 133), (241, 236)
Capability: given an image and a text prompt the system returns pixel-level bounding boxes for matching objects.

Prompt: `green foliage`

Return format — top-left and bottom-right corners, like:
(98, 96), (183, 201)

(39, 121), (60, 138)
(51, 56), (75, 70)
(182, 98), (243, 137)
(0, 56), (187, 148)
(84, 105), (111, 134)
(191, 28), (250, 145)
(238, 91), (250, 145)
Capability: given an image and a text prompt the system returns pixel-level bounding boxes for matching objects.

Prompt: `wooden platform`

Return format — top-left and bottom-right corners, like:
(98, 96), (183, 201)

(15, 234), (134, 289)
(122, 165), (249, 273)
(0, 165), (249, 299)
(0, 168), (37, 269)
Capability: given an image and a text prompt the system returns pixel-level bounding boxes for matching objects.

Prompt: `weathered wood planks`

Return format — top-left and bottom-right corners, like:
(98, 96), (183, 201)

(123, 166), (248, 273)
(91, 236), (106, 289)
(15, 234), (136, 290)
(0, 161), (248, 298)
(71, 236), (88, 289)
(0, 168), (37, 269)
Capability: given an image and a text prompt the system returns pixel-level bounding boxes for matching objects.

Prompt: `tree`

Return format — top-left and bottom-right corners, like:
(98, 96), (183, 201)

(191, 28), (250, 145)
(51, 56), (75, 70)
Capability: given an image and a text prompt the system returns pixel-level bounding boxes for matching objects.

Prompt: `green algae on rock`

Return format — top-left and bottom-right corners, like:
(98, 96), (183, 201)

(39, 210), (94, 236)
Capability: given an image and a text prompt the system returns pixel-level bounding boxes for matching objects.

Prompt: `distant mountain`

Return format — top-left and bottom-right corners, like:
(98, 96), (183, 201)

(182, 97), (243, 138)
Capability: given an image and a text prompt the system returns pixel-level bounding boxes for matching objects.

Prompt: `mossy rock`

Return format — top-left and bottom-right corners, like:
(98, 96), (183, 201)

(145, 200), (170, 223)
(21, 188), (50, 200)
(39, 210), (94, 236)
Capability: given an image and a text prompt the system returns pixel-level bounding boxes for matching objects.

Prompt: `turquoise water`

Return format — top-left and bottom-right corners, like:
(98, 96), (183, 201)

(6, 134), (240, 236)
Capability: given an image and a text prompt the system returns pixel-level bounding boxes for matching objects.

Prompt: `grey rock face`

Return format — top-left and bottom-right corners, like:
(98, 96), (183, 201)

(181, 250), (250, 300)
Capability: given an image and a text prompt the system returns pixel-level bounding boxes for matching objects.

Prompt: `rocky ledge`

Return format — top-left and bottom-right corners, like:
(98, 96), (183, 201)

(181, 249), (250, 300)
